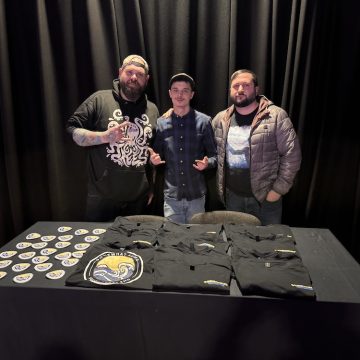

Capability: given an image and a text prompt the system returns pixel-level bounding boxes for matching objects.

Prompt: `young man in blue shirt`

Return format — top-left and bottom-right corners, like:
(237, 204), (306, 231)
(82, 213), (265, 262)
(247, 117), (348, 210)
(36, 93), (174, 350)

(149, 73), (217, 223)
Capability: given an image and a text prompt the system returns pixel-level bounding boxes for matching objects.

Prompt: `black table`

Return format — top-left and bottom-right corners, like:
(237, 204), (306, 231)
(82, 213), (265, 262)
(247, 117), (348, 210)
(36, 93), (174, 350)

(1, 221), (360, 359)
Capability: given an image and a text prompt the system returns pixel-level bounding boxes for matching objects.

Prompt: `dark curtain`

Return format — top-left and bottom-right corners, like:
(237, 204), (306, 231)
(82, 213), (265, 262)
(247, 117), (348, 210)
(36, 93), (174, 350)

(1, 0), (359, 261)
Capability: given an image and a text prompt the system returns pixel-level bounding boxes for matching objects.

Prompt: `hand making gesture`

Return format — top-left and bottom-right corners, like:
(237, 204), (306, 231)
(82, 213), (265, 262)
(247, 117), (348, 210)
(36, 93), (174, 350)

(193, 156), (209, 171)
(148, 147), (166, 165)
(104, 121), (130, 143)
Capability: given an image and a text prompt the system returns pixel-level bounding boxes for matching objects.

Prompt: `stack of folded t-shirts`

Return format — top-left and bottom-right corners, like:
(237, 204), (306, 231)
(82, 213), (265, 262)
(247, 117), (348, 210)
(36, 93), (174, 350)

(153, 222), (232, 294)
(100, 216), (164, 247)
(65, 217), (164, 290)
(224, 224), (316, 299)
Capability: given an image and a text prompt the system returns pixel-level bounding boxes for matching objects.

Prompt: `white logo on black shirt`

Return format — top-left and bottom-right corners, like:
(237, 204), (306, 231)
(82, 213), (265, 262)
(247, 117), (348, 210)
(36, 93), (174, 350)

(106, 110), (152, 167)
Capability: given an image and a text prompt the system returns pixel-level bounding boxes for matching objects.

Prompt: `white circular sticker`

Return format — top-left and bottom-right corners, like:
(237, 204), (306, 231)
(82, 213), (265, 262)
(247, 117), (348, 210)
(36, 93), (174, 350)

(18, 251), (36, 260)
(40, 248), (57, 256)
(57, 226), (72, 233)
(61, 258), (79, 267)
(26, 233), (41, 240)
(16, 242), (32, 250)
(55, 252), (72, 260)
(34, 263), (53, 272)
(58, 235), (74, 241)
(12, 263), (31, 272)
(92, 228), (106, 235)
(74, 243), (90, 251)
(46, 269), (65, 280)
(0, 271), (8, 280)
(84, 235), (99, 243)
(72, 251), (86, 259)
(0, 259), (13, 268)
(0, 251), (17, 259)
(74, 229), (89, 236)
(32, 256), (50, 264)
(32, 242), (48, 249)
(13, 272), (34, 284)
(41, 235), (57, 242)
(55, 241), (71, 249)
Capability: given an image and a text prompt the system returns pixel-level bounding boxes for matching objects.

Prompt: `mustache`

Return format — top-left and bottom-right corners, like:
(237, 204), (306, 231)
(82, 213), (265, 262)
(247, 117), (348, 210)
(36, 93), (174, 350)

(119, 79), (146, 101)
(127, 79), (139, 86)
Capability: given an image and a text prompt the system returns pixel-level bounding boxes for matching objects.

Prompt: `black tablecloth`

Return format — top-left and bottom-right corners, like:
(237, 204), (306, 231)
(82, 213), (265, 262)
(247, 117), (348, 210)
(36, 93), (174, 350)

(1, 222), (360, 360)
(1, 221), (360, 302)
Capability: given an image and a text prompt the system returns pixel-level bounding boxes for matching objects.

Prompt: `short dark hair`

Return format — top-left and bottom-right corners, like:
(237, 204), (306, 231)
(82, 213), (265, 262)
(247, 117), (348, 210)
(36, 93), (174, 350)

(230, 69), (258, 86)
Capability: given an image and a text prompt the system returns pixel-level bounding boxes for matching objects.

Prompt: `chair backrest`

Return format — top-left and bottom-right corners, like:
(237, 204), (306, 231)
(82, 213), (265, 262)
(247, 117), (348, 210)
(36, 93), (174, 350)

(189, 210), (261, 225)
(124, 215), (168, 223)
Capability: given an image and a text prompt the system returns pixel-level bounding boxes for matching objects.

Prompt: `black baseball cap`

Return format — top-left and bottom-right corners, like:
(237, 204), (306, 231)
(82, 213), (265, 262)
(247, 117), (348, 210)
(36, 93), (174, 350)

(169, 73), (195, 90)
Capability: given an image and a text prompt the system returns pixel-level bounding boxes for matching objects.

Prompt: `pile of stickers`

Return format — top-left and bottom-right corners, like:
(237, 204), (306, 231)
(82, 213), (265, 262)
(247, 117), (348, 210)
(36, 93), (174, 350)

(0, 226), (107, 284)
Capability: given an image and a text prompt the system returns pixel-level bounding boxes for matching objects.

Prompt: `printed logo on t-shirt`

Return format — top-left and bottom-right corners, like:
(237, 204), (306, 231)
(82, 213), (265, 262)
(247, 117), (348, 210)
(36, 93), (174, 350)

(204, 280), (229, 287)
(291, 283), (314, 291)
(226, 125), (251, 169)
(106, 109), (152, 167)
(84, 251), (143, 285)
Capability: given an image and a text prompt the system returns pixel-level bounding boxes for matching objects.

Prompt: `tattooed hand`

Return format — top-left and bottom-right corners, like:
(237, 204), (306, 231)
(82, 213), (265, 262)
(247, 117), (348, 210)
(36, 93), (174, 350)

(72, 122), (130, 146)
(104, 121), (130, 143)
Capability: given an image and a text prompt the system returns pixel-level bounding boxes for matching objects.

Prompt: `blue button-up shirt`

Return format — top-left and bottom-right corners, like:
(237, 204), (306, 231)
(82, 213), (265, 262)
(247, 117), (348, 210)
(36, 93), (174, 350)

(153, 109), (217, 200)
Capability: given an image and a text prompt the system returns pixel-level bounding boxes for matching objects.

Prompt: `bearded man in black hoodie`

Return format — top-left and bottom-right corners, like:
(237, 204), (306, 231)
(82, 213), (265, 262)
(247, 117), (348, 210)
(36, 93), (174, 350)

(67, 55), (159, 221)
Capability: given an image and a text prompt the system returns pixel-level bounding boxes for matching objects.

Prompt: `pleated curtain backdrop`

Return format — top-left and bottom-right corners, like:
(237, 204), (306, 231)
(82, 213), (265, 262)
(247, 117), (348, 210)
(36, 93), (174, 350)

(0, 0), (359, 261)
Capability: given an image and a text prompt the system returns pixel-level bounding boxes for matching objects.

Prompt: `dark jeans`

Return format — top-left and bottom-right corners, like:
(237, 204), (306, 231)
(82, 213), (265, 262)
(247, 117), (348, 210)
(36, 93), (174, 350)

(85, 192), (149, 222)
(225, 188), (282, 225)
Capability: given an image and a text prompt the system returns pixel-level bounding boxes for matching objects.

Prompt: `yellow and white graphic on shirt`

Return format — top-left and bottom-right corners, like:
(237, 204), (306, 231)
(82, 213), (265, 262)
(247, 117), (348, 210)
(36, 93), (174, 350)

(85, 251), (143, 285)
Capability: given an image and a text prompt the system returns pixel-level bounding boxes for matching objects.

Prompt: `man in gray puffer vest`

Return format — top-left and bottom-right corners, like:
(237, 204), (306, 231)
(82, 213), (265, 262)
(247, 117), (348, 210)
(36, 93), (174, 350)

(212, 69), (301, 225)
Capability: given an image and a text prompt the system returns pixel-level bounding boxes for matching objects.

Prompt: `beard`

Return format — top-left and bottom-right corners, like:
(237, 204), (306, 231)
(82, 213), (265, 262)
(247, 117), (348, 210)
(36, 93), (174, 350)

(119, 79), (146, 101)
(230, 92), (257, 107)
